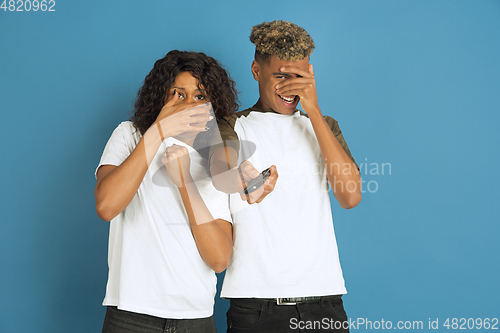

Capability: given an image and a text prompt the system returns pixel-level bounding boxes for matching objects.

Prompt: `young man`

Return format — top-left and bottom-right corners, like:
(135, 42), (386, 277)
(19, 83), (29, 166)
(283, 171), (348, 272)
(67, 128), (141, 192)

(210, 20), (361, 332)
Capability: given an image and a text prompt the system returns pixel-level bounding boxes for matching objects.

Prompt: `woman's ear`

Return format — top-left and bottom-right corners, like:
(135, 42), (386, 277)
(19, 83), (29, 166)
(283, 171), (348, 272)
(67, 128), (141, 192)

(251, 60), (260, 81)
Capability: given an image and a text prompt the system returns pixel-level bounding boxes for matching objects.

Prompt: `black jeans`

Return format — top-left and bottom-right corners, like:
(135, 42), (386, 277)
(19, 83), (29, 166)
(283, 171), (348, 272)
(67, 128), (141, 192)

(227, 296), (349, 333)
(102, 306), (217, 333)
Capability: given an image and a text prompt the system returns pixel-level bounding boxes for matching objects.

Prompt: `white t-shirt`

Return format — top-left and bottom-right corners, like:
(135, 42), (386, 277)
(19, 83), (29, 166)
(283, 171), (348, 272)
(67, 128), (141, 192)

(213, 106), (357, 298)
(96, 121), (231, 319)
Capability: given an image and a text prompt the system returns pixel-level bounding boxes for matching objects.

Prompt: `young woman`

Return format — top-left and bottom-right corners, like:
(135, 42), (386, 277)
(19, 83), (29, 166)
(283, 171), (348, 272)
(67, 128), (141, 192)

(95, 50), (238, 333)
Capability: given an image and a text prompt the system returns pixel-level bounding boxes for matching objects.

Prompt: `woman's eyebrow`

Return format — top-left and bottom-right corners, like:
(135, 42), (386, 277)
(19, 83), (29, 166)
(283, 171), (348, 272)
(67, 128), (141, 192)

(171, 87), (206, 92)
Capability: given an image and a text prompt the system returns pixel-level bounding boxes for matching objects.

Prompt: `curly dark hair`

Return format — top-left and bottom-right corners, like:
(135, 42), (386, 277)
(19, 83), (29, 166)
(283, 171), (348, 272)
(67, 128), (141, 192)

(250, 20), (315, 63)
(131, 50), (239, 140)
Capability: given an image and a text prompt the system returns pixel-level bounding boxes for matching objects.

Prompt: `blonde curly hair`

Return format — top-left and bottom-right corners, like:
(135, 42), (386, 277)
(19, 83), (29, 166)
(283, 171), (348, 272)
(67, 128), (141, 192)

(250, 20), (315, 63)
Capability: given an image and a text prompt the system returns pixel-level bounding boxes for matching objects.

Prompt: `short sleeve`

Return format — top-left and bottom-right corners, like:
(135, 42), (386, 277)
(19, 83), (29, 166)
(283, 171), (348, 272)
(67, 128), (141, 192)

(208, 115), (240, 161)
(201, 188), (232, 224)
(324, 116), (359, 170)
(95, 122), (137, 178)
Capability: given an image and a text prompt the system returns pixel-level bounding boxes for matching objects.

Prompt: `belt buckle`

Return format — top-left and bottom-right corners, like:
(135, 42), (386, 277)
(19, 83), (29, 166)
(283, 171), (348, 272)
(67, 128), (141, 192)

(277, 298), (296, 305)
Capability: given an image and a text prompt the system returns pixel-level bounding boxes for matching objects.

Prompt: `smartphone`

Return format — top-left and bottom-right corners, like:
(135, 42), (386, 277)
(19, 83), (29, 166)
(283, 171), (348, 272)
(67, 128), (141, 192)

(243, 167), (272, 195)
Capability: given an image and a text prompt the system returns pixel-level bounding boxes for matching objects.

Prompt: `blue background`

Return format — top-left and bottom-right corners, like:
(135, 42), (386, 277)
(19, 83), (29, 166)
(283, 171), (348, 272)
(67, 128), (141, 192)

(1, 0), (499, 332)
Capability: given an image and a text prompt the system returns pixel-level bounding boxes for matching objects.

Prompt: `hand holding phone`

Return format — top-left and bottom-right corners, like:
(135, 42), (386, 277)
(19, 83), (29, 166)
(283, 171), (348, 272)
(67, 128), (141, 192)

(243, 167), (272, 195)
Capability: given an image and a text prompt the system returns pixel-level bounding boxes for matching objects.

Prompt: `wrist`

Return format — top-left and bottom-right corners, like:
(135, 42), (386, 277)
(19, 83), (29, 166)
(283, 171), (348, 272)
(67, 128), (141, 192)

(142, 124), (164, 155)
(157, 121), (165, 142)
(305, 105), (322, 119)
(178, 177), (195, 190)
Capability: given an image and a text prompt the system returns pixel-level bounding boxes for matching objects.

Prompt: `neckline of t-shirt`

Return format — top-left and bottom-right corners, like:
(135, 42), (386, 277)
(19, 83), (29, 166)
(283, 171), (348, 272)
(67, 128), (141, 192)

(161, 136), (196, 153)
(250, 104), (301, 116)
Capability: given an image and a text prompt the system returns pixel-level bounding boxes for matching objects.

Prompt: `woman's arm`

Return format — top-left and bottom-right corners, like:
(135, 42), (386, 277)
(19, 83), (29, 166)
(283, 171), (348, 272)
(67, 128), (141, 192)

(178, 185), (233, 273)
(95, 95), (212, 221)
(95, 128), (163, 221)
(163, 144), (233, 273)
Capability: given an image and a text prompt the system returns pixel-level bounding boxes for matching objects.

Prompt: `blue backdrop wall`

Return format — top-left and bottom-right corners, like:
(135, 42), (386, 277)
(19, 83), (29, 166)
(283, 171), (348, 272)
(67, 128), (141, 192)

(1, 1), (499, 332)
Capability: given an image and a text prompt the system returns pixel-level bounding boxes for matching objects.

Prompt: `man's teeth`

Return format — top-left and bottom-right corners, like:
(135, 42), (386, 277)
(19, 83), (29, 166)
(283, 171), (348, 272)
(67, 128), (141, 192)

(280, 95), (295, 103)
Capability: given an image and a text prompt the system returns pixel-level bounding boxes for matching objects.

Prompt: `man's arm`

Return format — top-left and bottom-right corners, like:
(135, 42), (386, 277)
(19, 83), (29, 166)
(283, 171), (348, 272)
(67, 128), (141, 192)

(276, 64), (361, 209)
(210, 146), (278, 204)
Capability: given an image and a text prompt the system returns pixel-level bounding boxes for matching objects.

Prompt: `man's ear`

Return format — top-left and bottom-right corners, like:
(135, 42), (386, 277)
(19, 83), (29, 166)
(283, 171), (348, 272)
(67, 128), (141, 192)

(251, 60), (260, 81)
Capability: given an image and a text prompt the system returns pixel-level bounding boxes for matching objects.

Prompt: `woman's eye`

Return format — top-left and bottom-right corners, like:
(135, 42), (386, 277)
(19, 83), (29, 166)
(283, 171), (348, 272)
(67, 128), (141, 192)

(178, 92), (185, 99)
(195, 95), (206, 101)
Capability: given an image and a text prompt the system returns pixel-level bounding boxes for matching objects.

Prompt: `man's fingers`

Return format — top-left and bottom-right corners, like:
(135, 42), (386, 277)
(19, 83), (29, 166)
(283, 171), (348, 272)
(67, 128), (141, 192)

(255, 192), (270, 204)
(238, 186), (260, 204)
(246, 187), (264, 204)
(276, 76), (313, 87)
(279, 66), (313, 78)
(276, 77), (311, 88)
(236, 160), (268, 203)
(255, 165), (278, 203)
(240, 163), (260, 181)
(276, 84), (313, 96)
(265, 165), (278, 188)
(240, 165), (278, 204)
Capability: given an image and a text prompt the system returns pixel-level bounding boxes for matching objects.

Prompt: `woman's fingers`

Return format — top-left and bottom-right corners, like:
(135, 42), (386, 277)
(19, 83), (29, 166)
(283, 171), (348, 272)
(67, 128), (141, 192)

(157, 103), (212, 137)
(188, 114), (213, 129)
(159, 101), (206, 121)
(172, 104), (213, 127)
(164, 89), (180, 106)
(175, 102), (211, 113)
(163, 145), (192, 167)
(164, 144), (187, 156)
(162, 145), (192, 188)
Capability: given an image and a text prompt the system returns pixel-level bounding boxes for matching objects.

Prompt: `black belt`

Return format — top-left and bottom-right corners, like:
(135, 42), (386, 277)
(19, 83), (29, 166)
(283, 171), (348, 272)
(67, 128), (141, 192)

(235, 295), (342, 306)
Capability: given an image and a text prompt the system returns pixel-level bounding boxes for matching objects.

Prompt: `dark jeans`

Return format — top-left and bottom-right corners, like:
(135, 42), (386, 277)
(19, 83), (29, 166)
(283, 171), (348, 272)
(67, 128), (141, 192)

(227, 296), (349, 333)
(102, 306), (217, 333)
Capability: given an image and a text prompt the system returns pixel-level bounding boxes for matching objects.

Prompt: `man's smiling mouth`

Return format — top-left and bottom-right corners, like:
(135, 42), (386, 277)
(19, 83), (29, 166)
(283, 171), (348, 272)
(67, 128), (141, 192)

(279, 94), (298, 105)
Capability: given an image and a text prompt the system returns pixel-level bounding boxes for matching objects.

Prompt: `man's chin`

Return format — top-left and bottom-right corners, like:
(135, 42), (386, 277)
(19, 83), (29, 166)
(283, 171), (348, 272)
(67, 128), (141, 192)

(275, 108), (296, 115)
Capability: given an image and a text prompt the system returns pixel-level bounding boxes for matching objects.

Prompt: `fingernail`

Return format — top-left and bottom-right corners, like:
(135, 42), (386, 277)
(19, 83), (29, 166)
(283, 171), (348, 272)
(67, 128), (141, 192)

(173, 89), (176, 96)
(252, 170), (259, 177)
(275, 84), (279, 89)
(280, 67), (285, 71)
